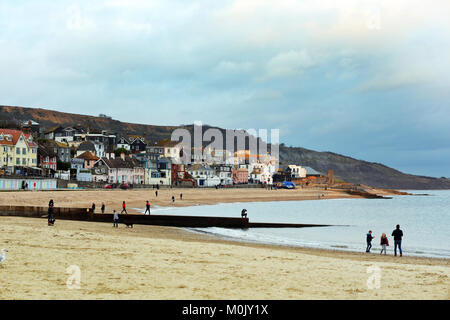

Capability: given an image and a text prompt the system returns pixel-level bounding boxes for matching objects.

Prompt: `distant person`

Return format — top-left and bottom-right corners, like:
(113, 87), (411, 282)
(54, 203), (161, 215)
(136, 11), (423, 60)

(392, 224), (404, 257)
(113, 210), (119, 228)
(101, 203), (105, 214)
(380, 233), (389, 255)
(366, 230), (374, 253)
(180, 193), (183, 200)
(48, 199), (55, 226)
(91, 203), (96, 214)
(241, 209), (247, 218)
(172, 196), (175, 203)
(145, 201), (151, 215)
(121, 201), (128, 214)
(155, 190), (158, 197)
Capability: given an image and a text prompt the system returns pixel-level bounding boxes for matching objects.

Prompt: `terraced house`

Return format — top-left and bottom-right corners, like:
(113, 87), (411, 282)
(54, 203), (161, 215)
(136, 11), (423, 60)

(0, 129), (38, 172)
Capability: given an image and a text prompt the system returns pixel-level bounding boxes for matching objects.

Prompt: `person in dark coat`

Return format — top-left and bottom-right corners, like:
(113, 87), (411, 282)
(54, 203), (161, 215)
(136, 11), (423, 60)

(392, 224), (404, 257)
(48, 199), (55, 226)
(366, 230), (374, 253)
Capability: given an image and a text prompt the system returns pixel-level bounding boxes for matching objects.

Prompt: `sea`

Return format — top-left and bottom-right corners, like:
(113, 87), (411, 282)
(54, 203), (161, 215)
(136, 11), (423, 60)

(137, 190), (450, 259)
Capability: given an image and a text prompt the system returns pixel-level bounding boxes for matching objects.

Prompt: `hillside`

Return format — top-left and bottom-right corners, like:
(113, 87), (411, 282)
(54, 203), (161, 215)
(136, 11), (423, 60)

(1, 105), (449, 189)
(279, 146), (450, 190)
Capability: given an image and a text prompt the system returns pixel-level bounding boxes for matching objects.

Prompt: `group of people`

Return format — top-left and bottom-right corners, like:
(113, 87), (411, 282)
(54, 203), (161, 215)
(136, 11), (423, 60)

(366, 224), (404, 256)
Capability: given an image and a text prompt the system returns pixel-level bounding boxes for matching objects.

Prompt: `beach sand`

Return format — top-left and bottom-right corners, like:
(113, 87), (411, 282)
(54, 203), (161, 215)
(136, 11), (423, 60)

(0, 216), (448, 300)
(0, 187), (366, 214)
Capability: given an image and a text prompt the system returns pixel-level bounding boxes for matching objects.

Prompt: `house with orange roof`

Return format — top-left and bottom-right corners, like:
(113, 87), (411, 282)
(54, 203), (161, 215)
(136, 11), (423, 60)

(75, 151), (100, 169)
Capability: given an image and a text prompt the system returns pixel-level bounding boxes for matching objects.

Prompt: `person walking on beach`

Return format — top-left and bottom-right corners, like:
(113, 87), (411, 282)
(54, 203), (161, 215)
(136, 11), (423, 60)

(380, 233), (389, 255)
(101, 203), (105, 214)
(180, 193), (183, 200)
(144, 200), (151, 215)
(121, 201), (128, 214)
(48, 199), (55, 226)
(91, 203), (96, 214)
(113, 210), (119, 228)
(392, 224), (404, 257)
(172, 196), (175, 203)
(366, 230), (374, 253)
(155, 190), (158, 197)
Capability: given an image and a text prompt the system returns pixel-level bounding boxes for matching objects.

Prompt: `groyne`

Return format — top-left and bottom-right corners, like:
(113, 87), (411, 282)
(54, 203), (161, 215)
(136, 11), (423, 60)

(0, 205), (334, 229)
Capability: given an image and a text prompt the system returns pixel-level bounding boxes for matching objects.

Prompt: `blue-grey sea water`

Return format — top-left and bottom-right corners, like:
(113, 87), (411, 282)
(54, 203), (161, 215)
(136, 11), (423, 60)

(137, 190), (450, 259)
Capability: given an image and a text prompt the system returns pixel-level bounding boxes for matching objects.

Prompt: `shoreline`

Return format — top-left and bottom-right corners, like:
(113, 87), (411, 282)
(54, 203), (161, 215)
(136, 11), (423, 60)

(0, 216), (448, 299)
(181, 226), (450, 262)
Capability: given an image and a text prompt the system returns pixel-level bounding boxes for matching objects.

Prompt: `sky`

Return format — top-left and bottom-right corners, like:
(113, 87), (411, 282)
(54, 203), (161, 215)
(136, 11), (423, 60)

(1, 0), (449, 177)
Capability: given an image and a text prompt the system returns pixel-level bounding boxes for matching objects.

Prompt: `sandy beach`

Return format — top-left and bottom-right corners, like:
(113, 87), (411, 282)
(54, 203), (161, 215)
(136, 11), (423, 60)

(0, 187), (370, 214)
(0, 215), (449, 300)
(0, 188), (448, 300)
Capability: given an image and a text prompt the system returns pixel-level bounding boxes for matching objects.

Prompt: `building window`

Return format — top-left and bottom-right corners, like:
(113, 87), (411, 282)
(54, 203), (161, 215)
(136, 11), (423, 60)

(22, 158), (26, 165)
(16, 148), (20, 154)
(16, 158), (20, 165)
(22, 148), (27, 154)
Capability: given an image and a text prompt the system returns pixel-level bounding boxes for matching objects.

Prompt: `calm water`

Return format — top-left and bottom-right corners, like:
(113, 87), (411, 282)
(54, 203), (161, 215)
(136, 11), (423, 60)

(137, 190), (450, 259)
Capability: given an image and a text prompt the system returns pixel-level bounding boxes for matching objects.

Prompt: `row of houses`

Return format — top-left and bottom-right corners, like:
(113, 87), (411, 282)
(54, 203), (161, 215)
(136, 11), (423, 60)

(1, 123), (328, 187)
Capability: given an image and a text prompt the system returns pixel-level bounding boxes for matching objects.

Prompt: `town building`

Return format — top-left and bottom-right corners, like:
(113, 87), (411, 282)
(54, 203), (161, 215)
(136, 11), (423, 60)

(232, 167), (249, 184)
(130, 137), (147, 153)
(187, 164), (221, 187)
(144, 157), (172, 186)
(94, 154), (145, 184)
(0, 129), (38, 172)
(211, 164), (233, 185)
(75, 151), (100, 169)
(116, 136), (131, 151)
(38, 143), (57, 171)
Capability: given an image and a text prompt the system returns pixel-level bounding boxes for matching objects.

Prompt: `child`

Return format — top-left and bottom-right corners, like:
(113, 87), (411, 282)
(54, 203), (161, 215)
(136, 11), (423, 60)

(113, 210), (119, 228)
(145, 200), (151, 215)
(380, 233), (389, 255)
(121, 201), (128, 214)
(366, 230), (374, 253)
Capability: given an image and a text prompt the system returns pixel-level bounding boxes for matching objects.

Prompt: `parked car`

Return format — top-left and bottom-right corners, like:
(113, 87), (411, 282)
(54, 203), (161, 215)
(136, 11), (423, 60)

(119, 183), (129, 190)
(104, 184), (112, 189)
(281, 181), (296, 189)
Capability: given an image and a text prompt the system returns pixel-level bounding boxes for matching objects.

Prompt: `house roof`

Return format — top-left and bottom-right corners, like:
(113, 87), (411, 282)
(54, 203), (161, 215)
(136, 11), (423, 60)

(77, 141), (96, 151)
(76, 151), (100, 161)
(118, 136), (130, 144)
(304, 166), (321, 175)
(55, 141), (70, 148)
(99, 156), (142, 169)
(155, 139), (179, 147)
(0, 128), (37, 148)
(38, 143), (57, 158)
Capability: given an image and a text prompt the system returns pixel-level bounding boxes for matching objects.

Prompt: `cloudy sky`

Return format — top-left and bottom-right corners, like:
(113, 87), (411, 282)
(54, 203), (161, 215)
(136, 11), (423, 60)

(1, 0), (449, 177)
